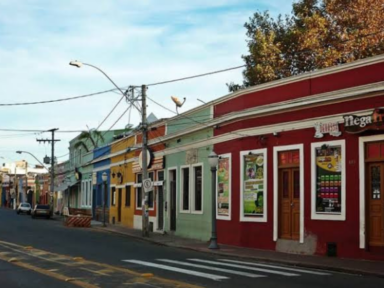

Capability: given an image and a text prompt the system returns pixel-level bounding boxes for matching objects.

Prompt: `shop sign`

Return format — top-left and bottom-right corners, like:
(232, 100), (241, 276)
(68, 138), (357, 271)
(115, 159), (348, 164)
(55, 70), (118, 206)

(344, 108), (384, 133)
(314, 122), (341, 138)
(242, 153), (265, 218)
(217, 156), (230, 219)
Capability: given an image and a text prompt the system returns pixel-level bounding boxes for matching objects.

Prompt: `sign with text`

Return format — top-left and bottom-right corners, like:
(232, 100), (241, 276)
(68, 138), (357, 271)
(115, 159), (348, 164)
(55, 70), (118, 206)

(314, 122), (341, 138)
(344, 108), (384, 133)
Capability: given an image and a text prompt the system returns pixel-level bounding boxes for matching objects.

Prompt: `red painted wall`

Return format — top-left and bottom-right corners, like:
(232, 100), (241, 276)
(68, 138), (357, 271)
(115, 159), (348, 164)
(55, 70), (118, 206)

(213, 59), (384, 260)
(215, 126), (384, 260)
(215, 62), (384, 117)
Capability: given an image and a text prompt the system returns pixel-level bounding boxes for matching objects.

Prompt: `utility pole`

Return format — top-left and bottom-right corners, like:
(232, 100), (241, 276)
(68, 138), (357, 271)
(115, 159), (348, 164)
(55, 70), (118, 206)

(141, 84), (149, 237)
(37, 128), (60, 211)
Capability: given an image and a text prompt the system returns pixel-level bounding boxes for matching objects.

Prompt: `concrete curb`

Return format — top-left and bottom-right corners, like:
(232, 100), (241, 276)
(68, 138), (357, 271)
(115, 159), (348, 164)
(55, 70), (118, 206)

(92, 226), (384, 279)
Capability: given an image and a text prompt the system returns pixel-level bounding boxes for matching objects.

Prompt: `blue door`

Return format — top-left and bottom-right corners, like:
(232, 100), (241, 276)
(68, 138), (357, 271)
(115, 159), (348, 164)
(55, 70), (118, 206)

(92, 188), (96, 219)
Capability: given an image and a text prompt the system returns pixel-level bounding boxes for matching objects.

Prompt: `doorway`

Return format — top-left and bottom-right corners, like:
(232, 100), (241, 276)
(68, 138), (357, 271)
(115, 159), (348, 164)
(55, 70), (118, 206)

(118, 188), (122, 222)
(169, 169), (177, 231)
(365, 141), (384, 247)
(278, 150), (301, 241)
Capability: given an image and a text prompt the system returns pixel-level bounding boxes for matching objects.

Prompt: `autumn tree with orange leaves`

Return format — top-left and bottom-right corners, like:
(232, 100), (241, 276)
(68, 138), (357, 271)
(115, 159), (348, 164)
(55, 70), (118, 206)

(228, 0), (384, 91)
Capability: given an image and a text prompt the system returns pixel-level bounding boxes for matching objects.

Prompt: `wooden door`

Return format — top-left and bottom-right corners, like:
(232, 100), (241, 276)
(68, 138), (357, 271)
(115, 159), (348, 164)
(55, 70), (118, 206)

(367, 163), (384, 246)
(279, 168), (300, 240)
(118, 188), (122, 222)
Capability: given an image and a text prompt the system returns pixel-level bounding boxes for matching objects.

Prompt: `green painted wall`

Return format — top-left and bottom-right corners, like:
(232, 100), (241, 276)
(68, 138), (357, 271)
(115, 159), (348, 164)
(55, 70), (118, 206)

(164, 106), (214, 241)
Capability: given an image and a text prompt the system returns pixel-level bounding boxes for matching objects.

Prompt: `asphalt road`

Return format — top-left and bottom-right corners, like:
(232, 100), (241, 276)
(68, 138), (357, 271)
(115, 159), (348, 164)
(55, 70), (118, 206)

(0, 208), (383, 288)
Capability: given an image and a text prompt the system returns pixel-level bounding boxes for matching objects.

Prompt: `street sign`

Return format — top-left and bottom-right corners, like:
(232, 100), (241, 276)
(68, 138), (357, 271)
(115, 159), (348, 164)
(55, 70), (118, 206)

(142, 178), (153, 193)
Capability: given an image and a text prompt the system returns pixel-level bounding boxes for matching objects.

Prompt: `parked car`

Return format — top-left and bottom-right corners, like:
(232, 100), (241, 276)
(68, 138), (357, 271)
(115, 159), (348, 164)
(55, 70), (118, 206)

(31, 205), (52, 219)
(17, 203), (31, 215)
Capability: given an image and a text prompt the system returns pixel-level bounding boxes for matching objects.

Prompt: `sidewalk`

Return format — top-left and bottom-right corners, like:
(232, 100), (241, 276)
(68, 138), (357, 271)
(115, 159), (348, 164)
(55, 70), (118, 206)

(92, 224), (384, 278)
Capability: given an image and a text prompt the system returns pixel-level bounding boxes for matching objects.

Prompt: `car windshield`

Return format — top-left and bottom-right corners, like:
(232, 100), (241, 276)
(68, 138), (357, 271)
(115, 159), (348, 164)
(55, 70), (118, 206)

(36, 205), (50, 209)
(21, 204), (30, 208)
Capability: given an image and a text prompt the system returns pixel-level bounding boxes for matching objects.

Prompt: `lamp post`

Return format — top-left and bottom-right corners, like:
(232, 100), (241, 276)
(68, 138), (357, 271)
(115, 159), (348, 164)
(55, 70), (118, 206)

(16, 151), (49, 171)
(69, 60), (150, 237)
(208, 151), (219, 249)
(102, 172), (107, 227)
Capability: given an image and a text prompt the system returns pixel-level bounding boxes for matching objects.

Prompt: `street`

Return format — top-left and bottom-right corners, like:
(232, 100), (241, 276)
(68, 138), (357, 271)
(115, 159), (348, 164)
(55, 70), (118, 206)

(0, 208), (383, 288)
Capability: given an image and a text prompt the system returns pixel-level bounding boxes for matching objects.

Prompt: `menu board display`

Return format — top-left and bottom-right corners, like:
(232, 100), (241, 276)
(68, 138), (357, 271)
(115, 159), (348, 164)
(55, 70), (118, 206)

(243, 153), (264, 217)
(315, 145), (342, 214)
(217, 157), (230, 218)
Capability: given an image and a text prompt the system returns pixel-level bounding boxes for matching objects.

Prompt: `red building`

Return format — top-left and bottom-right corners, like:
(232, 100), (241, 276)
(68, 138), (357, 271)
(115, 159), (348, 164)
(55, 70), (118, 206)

(213, 55), (384, 260)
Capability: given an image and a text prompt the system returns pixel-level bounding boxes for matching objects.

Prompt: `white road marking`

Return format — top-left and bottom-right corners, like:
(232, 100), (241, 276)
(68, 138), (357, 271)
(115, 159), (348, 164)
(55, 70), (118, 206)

(122, 260), (229, 281)
(188, 259), (299, 277)
(220, 259), (331, 276)
(157, 259), (265, 278)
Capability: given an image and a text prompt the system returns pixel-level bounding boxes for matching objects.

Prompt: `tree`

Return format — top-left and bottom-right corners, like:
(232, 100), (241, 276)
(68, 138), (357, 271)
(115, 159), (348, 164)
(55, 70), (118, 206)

(74, 129), (105, 152)
(228, 0), (384, 92)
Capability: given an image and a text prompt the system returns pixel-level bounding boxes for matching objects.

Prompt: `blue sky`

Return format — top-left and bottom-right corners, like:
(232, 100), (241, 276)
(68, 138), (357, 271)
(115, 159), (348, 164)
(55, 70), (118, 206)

(0, 0), (294, 166)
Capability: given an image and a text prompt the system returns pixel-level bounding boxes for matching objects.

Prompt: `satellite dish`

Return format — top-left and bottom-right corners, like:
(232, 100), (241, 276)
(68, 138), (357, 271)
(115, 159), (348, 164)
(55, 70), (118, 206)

(171, 96), (186, 108)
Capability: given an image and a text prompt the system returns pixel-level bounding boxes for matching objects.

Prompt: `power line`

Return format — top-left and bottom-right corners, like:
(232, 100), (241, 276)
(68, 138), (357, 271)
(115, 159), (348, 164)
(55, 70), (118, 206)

(0, 88), (126, 107)
(146, 65), (246, 87)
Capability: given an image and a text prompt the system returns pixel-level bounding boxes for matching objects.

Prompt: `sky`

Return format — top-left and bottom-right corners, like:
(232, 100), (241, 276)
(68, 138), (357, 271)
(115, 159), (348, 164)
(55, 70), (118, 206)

(0, 0), (294, 167)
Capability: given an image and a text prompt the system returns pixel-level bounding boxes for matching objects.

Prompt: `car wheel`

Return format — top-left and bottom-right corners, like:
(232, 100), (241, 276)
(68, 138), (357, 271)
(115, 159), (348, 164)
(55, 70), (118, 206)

(17, 211), (20, 214)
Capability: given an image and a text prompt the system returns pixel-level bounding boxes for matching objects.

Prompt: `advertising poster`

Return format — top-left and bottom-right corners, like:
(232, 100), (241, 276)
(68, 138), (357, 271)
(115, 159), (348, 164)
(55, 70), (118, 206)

(243, 154), (264, 216)
(217, 157), (230, 217)
(315, 145), (342, 214)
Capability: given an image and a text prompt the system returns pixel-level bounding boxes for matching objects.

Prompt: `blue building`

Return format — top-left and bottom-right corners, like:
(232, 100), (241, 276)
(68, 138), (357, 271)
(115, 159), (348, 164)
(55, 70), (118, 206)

(92, 146), (111, 222)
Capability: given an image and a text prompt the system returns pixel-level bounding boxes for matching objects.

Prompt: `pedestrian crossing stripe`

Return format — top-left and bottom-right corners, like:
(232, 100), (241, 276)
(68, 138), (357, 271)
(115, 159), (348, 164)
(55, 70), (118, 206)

(219, 259), (331, 275)
(122, 260), (229, 281)
(158, 259), (265, 278)
(188, 259), (299, 276)
(122, 258), (332, 281)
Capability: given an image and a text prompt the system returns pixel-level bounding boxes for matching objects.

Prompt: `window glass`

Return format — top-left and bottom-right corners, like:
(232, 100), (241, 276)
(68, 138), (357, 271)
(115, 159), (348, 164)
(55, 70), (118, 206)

(125, 185), (131, 207)
(194, 166), (202, 211)
(182, 167), (190, 211)
(137, 174), (142, 208)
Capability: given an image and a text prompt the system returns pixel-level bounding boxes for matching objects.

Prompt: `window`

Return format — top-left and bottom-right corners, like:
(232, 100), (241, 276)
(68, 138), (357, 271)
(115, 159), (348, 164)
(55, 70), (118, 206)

(217, 154), (231, 220)
(240, 149), (267, 222)
(148, 172), (154, 209)
(136, 174), (142, 208)
(180, 166), (190, 212)
(125, 185), (131, 207)
(192, 165), (203, 213)
(311, 140), (346, 221)
(111, 187), (116, 206)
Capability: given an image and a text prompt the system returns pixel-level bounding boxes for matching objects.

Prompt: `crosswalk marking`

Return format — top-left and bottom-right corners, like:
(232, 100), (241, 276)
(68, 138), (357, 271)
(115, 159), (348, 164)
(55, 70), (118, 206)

(220, 259), (331, 276)
(122, 260), (229, 281)
(157, 259), (265, 278)
(188, 259), (299, 277)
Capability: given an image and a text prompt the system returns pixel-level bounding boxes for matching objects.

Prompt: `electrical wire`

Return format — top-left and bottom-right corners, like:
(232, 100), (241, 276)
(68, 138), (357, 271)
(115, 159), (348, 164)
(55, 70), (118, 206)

(146, 65), (246, 87)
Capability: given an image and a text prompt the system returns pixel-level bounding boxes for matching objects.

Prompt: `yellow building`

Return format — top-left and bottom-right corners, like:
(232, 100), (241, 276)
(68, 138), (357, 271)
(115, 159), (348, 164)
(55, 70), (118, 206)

(109, 135), (136, 227)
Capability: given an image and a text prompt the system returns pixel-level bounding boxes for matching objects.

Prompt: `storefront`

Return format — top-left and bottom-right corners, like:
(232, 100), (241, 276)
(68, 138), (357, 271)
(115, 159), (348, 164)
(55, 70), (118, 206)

(212, 55), (384, 260)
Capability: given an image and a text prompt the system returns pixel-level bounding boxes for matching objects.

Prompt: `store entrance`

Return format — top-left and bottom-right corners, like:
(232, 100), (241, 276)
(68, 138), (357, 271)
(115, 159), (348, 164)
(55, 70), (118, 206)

(367, 162), (384, 247)
(278, 150), (300, 241)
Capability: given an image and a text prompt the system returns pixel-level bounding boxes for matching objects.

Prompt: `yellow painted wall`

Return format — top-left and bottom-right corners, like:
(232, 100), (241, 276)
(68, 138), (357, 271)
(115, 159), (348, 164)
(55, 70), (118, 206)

(109, 136), (136, 228)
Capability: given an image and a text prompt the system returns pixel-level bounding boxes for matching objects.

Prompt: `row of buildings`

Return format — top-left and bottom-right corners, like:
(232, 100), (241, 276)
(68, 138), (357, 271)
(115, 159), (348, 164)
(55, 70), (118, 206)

(21, 55), (384, 260)
(0, 161), (48, 208)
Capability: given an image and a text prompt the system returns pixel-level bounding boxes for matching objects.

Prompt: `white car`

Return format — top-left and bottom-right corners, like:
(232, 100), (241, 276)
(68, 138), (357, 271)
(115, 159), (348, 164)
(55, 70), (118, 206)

(17, 203), (31, 215)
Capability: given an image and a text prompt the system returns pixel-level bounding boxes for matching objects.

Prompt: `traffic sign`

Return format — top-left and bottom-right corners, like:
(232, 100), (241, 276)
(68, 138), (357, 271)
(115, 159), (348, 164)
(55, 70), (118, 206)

(143, 178), (153, 193)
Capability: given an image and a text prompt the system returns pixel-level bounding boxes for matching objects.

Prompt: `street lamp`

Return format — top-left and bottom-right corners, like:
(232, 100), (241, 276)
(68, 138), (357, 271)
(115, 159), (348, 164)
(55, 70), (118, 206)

(69, 60), (150, 237)
(208, 151), (219, 249)
(102, 172), (108, 227)
(16, 151), (49, 172)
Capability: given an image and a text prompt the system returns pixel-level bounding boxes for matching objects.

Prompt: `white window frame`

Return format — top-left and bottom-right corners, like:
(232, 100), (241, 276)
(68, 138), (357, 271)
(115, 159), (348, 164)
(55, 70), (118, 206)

(191, 163), (204, 215)
(311, 140), (346, 221)
(273, 144), (304, 243)
(135, 173), (143, 210)
(240, 149), (267, 223)
(216, 153), (231, 221)
(179, 165), (191, 213)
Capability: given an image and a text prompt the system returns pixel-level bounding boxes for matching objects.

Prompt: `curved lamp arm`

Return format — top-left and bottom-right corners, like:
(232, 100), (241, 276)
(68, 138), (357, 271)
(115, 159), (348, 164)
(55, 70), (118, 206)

(16, 151), (49, 172)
